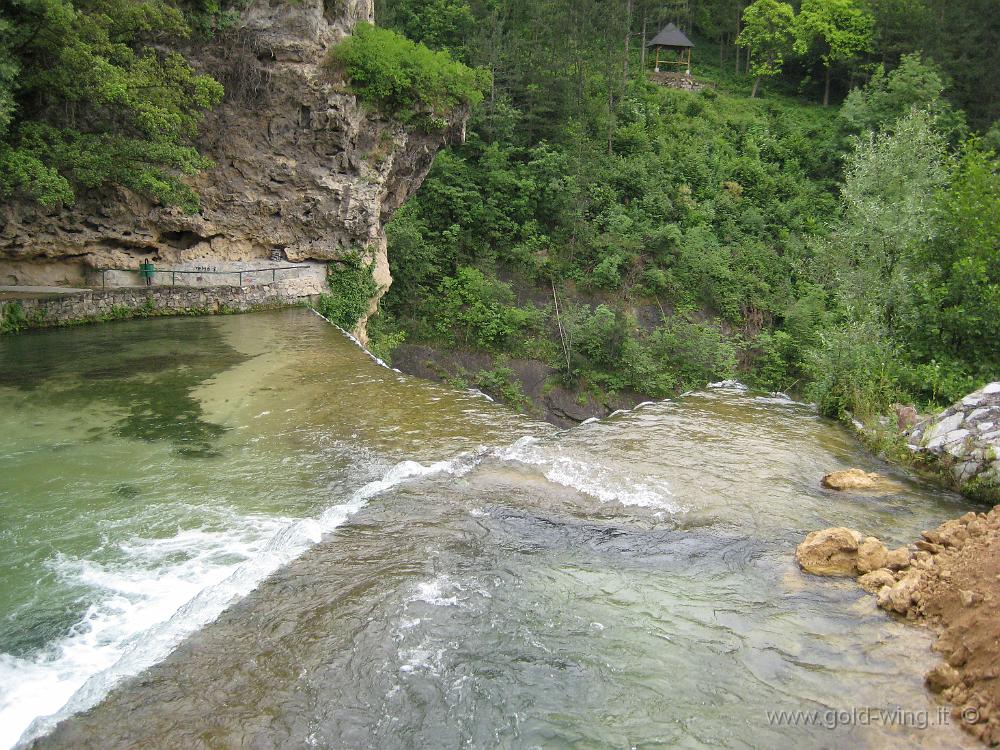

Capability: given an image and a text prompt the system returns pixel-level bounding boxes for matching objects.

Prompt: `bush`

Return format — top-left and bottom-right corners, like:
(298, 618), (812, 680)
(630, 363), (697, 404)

(0, 1), (224, 209)
(1, 301), (27, 334)
(804, 320), (901, 419)
(434, 267), (543, 352)
(316, 252), (379, 331)
(476, 364), (529, 408)
(648, 316), (738, 391)
(328, 23), (486, 125)
(366, 309), (407, 365)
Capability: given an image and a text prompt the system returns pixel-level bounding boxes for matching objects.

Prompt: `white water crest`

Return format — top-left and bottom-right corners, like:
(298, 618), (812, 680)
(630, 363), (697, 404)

(5, 453), (480, 750)
(496, 436), (681, 512)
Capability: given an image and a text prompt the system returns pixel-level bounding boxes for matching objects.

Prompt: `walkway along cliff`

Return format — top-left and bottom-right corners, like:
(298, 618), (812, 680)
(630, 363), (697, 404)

(0, 0), (466, 341)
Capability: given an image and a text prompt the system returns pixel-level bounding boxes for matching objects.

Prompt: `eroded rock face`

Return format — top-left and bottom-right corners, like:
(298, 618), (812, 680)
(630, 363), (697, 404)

(794, 527), (863, 576)
(906, 383), (1000, 500)
(0, 0), (463, 341)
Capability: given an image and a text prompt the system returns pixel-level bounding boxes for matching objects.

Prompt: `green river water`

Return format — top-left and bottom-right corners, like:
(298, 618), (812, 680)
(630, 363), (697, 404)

(0, 308), (979, 748)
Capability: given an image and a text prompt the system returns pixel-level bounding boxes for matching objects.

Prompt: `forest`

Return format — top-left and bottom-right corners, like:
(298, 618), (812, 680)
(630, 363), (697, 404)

(360, 0), (1000, 422)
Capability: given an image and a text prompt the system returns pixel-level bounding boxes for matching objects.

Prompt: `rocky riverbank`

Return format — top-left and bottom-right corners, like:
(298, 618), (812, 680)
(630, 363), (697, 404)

(797, 512), (1000, 746)
(903, 383), (1000, 502)
(795, 383), (1000, 746)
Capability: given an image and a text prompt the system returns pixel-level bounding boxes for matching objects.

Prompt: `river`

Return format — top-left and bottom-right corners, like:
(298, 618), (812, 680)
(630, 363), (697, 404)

(0, 308), (977, 748)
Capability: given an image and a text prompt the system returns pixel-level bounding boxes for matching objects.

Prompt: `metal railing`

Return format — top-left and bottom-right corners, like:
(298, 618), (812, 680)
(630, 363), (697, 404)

(97, 264), (312, 288)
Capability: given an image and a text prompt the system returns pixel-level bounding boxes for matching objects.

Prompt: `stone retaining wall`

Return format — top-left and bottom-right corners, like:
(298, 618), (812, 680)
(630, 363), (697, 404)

(1, 281), (319, 332)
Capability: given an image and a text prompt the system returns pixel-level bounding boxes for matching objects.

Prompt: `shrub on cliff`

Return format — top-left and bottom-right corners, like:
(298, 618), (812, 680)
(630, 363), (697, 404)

(0, 0), (224, 210)
(317, 252), (379, 331)
(328, 22), (486, 126)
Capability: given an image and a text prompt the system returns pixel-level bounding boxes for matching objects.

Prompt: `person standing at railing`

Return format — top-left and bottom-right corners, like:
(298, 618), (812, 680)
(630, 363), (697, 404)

(139, 261), (156, 286)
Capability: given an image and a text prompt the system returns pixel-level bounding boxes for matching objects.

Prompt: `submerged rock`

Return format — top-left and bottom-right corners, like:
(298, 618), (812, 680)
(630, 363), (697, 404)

(820, 468), (900, 492)
(795, 527), (863, 576)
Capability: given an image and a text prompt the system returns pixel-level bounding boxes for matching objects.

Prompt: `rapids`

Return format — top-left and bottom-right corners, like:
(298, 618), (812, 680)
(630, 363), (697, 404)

(0, 308), (978, 748)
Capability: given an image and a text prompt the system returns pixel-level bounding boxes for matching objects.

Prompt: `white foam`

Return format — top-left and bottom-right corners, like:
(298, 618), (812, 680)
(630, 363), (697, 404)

(6, 453), (478, 750)
(409, 577), (461, 607)
(496, 437), (681, 512)
(708, 379), (749, 391)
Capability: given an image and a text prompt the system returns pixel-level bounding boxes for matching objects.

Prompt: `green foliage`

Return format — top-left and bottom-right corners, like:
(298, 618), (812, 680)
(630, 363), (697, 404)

(804, 320), (901, 419)
(373, 0), (996, 425)
(902, 143), (1000, 398)
(316, 252), (380, 331)
(433, 266), (543, 352)
(475, 364), (529, 408)
(737, 0), (795, 97)
(826, 109), (950, 325)
(375, 0), (474, 61)
(1, 302), (27, 334)
(647, 316), (739, 391)
(0, 0), (223, 209)
(794, 0), (874, 103)
(794, 0), (874, 65)
(328, 22), (486, 125)
(366, 309), (407, 364)
(840, 53), (965, 139)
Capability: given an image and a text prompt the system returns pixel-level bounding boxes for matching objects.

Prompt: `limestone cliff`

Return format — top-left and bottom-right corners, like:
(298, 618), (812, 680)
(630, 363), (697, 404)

(0, 0), (464, 339)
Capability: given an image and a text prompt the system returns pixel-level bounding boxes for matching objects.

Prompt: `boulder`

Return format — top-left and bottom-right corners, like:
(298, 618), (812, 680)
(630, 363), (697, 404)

(820, 469), (897, 492)
(905, 383), (1000, 496)
(895, 404), (919, 430)
(856, 537), (889, 573)
(926, 663), (962, 693)
(885, 546), (911, 570)
(882, 571), (923, 614)
(939, 521), (970, 548)
(858, 568), (897, 593)
(795, 528), (863, 576)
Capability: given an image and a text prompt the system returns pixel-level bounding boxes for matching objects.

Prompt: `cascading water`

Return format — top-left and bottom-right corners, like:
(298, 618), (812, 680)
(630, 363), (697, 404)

(0, 309), (978, 748)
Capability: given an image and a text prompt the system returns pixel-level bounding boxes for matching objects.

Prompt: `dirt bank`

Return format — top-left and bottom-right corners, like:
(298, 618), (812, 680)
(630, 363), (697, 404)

(798, 507), (1000, 746)
(906, 508), (1000, 746)
(391, 343), (644, 428)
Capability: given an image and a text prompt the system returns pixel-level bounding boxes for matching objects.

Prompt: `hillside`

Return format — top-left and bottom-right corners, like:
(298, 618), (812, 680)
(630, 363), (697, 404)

(352, 0), (999, 449)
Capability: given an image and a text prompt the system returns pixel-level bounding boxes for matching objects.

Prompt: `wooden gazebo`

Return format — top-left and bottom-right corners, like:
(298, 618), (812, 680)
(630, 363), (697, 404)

(647, 22), (693, 74)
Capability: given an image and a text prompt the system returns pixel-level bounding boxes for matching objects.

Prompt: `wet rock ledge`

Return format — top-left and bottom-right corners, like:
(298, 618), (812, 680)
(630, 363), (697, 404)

(797, 511), (1000, 746)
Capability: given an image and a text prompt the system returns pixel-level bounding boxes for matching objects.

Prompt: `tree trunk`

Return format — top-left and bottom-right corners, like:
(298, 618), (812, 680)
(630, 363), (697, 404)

(750, 76), (760, 98)
(823, 64), (831, 106)
(640, 16), (647, 71)
(623, 0), (633, 91)
(734, 13), (741, 74)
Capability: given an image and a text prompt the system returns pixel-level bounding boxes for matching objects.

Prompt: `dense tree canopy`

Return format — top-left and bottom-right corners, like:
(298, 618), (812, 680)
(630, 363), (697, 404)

(737, 0), (795, 98)
(0, 0), (224, 210)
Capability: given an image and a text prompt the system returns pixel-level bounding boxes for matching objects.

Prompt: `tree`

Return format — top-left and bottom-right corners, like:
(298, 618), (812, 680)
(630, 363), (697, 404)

(0, 0), (224, 210)
(839, 53), (965, 140)
(825, 109), (950, 329)
(794, 0), (874, 106)
(736, 0), (795, 98)
(907, 143), (1000, 379)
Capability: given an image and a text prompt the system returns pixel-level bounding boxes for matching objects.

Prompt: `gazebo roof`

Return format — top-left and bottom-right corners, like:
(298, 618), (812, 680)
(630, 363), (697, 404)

(646, 22), (694, 48)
